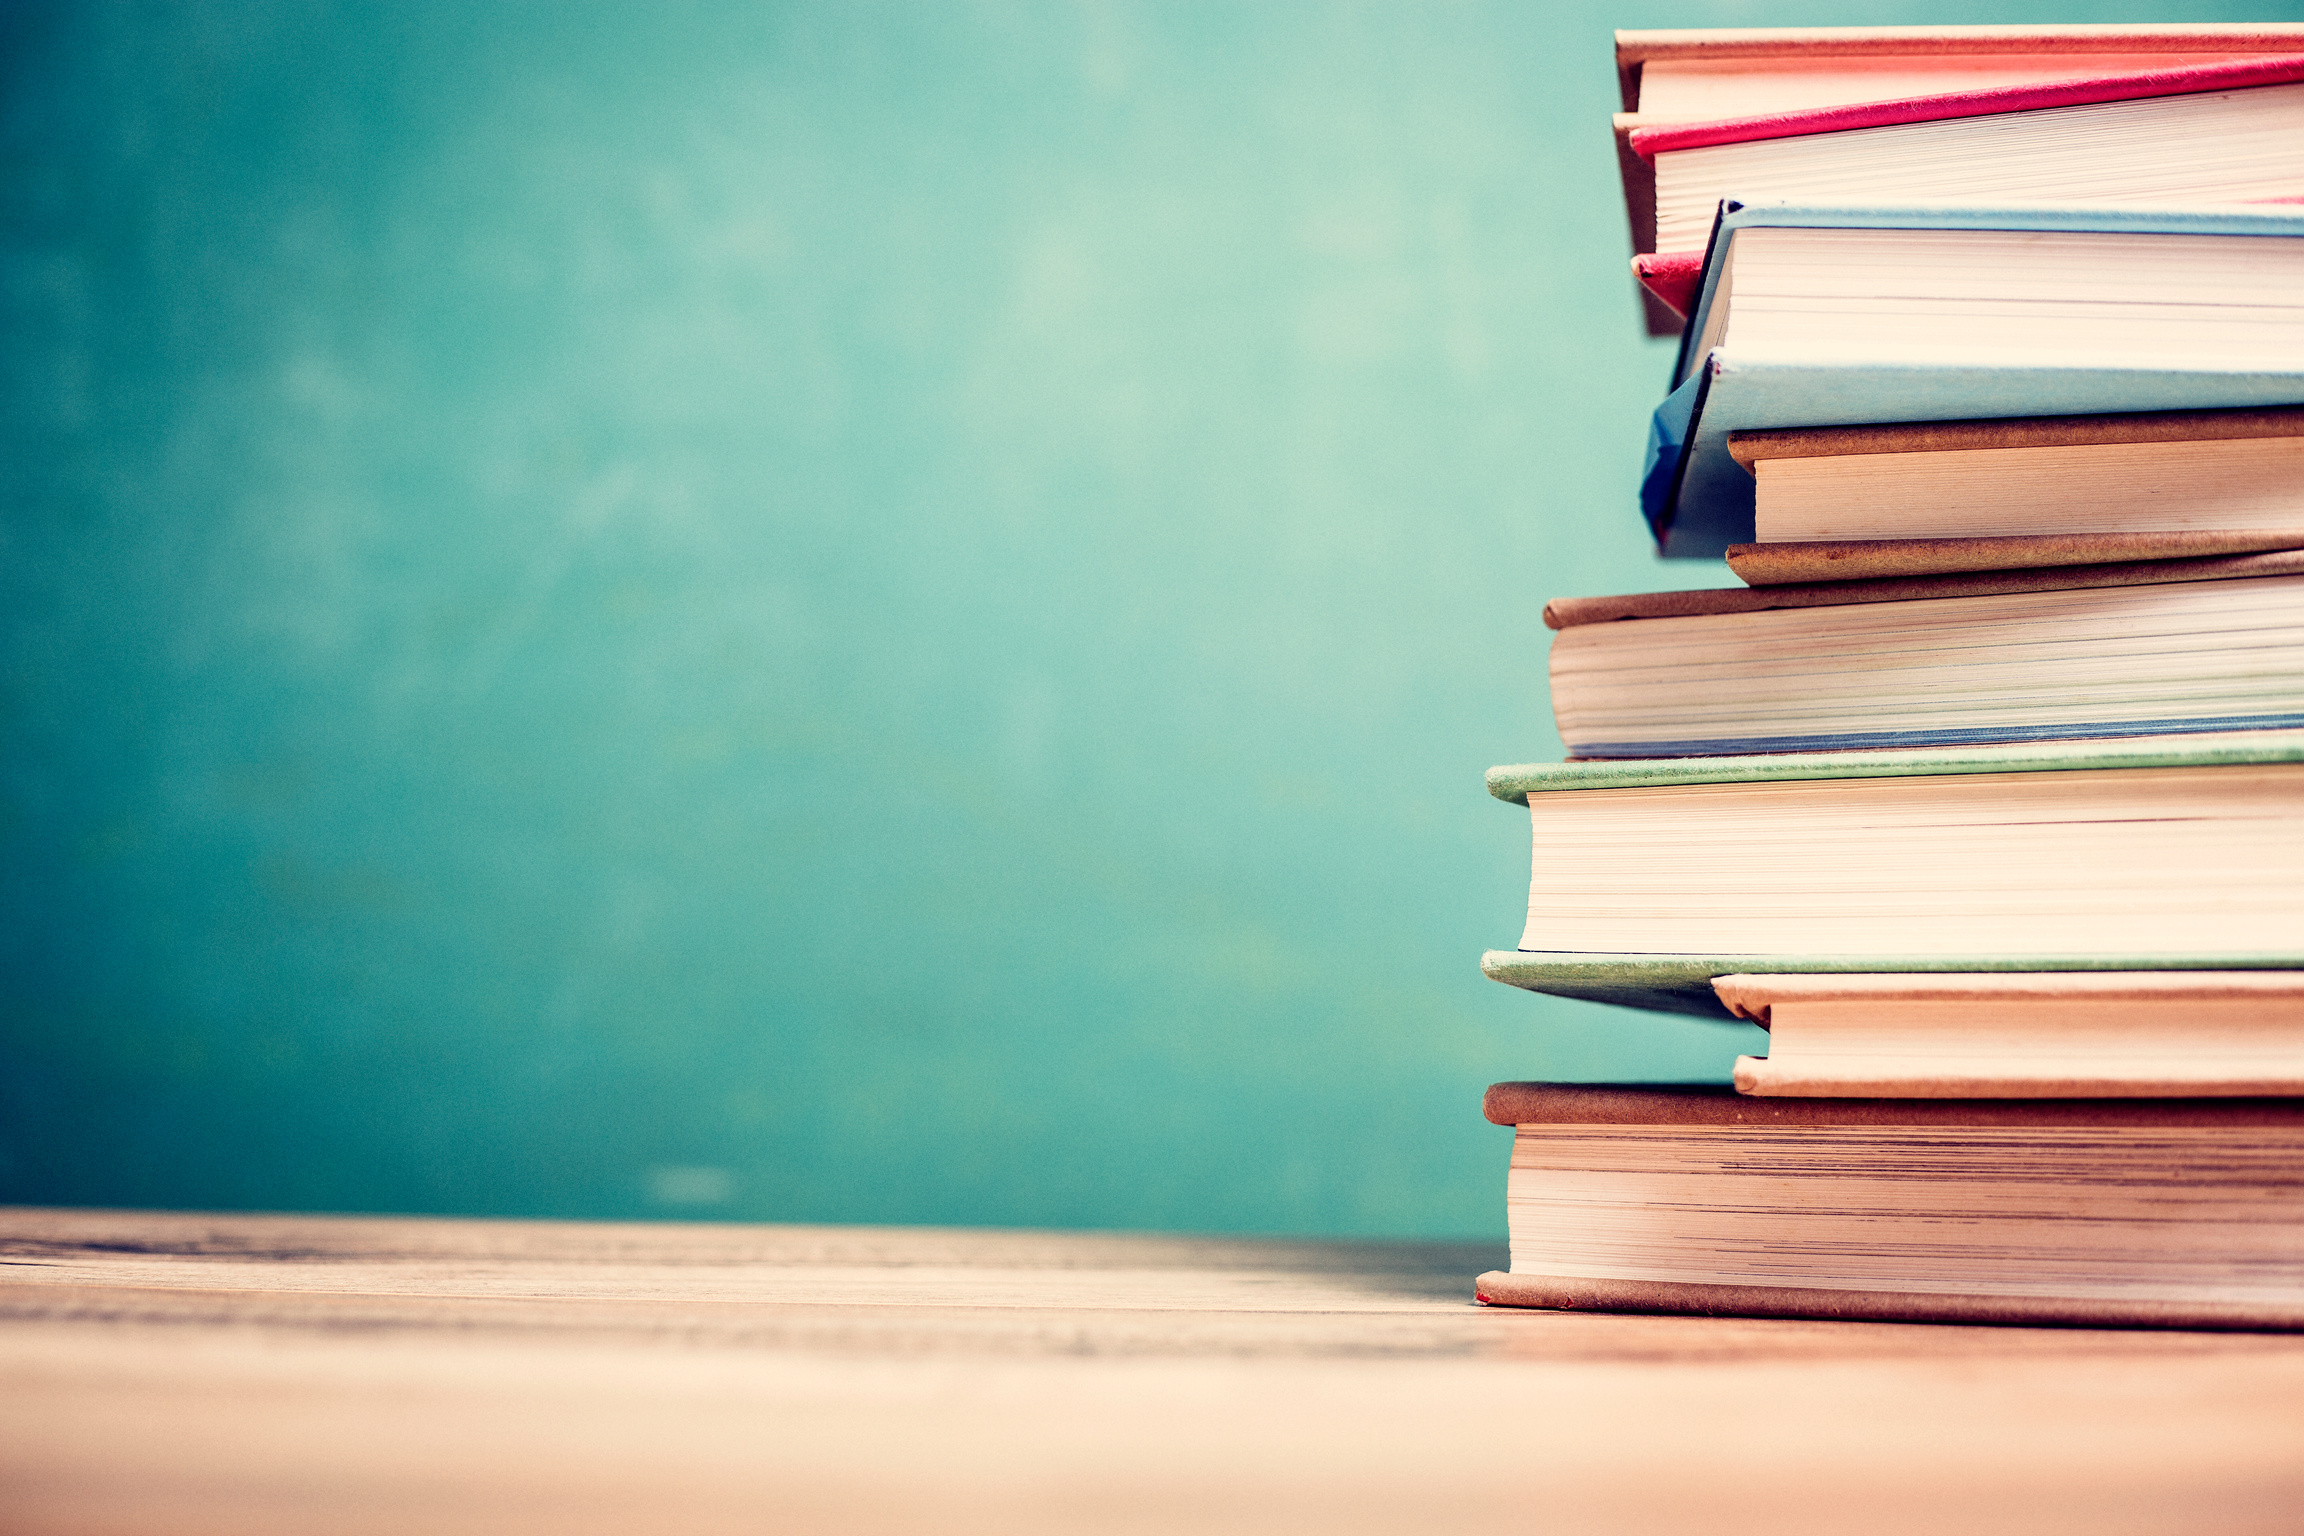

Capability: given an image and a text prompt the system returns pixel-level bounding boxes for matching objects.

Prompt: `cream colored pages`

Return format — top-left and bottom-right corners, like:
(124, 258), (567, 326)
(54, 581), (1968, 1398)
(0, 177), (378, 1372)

(1519, 764), (2304, 957)
(1737, 999), (2304, 1097)
(1496, 1117), (2304, 1324)
(1720, 971), (2304, 1097)
(1712, 223), (2304, 370)
(1543, 575), (2304, 758)
(1506, 1122), (2304, 1304)
(1755, 435), (2304, 543)
(1651, 86), (2304, 252)
(1635, 53), (2302, 118)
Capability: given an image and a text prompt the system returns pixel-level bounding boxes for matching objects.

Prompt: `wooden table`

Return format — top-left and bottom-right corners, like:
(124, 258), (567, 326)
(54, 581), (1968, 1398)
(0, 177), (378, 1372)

(3, 1207), (2301, 1533)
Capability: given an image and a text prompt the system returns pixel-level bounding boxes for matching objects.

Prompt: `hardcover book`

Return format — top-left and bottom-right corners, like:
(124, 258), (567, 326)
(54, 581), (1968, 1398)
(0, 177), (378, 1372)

(1545, 571), (2304, 758)
(1628, 59), (2304, 268)
(1479, 731), (2304, 1016)
(1611, 25), (2304, 333)
(1643, 202), (2304, 557)
(1725, 407), (2304, 554)
(1476, 1083), (2304, 1328)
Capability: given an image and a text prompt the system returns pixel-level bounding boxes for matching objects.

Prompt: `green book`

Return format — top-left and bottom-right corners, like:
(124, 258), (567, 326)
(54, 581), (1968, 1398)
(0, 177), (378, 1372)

(1483, 730), (2304, 1019)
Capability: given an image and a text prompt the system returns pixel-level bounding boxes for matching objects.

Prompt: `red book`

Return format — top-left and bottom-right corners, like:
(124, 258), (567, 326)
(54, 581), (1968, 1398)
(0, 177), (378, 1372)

(1611, 40), (2304, 333)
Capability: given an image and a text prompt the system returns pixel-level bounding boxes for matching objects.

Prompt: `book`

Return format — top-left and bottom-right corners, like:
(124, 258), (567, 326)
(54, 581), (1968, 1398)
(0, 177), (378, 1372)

(1613, 26), (2304, 334)
(1644, 202), (2304, 558)
(1486, 730), (2304, 964)
(1546, 571), (2304, 759)
(1727, 408), (2304, 553)
(1621, 56), (2304, 272)
(1719, 971), (2304, 1097)
(1474, 1083), (2304, 1328)
(1617, 25), (2304, 121)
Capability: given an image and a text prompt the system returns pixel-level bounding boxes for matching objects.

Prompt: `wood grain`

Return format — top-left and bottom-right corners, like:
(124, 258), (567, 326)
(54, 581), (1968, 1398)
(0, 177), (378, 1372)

(4, 1207), (2304, 1534)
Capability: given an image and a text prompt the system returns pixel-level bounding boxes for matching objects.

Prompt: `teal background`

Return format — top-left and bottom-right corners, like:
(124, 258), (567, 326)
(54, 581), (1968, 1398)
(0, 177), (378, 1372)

(4, 0), (2289, 1233)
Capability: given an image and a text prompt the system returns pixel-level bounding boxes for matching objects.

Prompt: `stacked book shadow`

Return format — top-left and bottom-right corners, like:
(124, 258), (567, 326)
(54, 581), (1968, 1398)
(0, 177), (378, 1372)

(1479, 23), (2304, 1328)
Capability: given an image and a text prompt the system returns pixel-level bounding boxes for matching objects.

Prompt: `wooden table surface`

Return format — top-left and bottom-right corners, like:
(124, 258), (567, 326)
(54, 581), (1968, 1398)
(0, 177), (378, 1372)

(3, 1207), (2301, 1534)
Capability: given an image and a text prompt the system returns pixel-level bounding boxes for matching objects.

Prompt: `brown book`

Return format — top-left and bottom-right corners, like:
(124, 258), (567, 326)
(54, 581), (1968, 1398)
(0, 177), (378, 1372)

(1723, 408), (2304, 557)
(1717, 972), (2304, 1097)
(1475, 1083), (2304, 1328)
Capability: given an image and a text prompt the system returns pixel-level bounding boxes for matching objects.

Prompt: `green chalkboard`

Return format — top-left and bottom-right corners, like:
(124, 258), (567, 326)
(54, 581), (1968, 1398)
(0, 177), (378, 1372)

(6, 0), (2287, 1233)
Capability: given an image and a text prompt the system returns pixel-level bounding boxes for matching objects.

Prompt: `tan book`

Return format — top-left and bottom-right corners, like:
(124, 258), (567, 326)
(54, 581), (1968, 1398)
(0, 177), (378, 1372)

(1543, 571), (2304, 759)
(1725, 408), (2304, 553)
(1717, 972), (2304, 1097)
(1476, 1083), (2304, 1328)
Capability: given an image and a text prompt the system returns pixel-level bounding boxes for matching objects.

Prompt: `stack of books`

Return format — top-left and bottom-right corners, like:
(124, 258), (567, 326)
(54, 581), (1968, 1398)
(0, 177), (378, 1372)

(1476, 24), (2304, 1330)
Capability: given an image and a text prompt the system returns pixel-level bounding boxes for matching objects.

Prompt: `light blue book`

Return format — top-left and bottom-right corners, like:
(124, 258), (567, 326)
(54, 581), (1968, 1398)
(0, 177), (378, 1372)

(1642, 201), (2304, 558)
